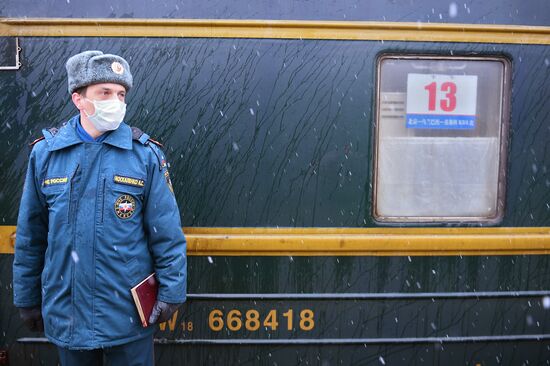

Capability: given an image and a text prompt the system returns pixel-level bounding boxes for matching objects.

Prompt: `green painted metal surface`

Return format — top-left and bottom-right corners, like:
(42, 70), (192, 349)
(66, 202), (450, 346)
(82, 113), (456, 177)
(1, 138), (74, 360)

(0, 35), (549, 364)
(1, 0), (549, 26)
(3, 255), (550, 364)
(0, 37), (549, 227)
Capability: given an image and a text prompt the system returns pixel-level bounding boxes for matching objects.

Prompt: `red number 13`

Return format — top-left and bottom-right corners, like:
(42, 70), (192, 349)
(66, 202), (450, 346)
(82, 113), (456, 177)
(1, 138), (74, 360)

(424, 81), (457, 112)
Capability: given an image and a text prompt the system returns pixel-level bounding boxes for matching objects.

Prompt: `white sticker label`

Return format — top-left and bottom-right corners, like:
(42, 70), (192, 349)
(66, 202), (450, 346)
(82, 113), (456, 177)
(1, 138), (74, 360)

(406, 74), (478, 129)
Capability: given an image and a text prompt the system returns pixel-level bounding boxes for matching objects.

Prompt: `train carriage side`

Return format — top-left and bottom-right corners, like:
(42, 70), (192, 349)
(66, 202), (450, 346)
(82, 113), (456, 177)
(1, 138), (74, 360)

(1, 3), (550, 365)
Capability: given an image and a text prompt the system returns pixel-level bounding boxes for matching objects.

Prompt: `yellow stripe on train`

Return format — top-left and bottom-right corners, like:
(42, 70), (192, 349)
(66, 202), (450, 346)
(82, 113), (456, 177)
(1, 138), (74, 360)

(2, 226), (550, 256)
(0, 18), (549, 45)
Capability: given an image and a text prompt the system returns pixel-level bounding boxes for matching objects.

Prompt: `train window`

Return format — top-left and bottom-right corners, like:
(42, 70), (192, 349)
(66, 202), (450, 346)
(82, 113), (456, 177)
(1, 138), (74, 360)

(0, 38), (21, 70)
(373, 55), (510, 223)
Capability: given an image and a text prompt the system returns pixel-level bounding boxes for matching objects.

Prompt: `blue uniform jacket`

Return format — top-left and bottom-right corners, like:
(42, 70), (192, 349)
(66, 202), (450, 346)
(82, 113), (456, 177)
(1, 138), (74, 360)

(13, 115), (187, 349)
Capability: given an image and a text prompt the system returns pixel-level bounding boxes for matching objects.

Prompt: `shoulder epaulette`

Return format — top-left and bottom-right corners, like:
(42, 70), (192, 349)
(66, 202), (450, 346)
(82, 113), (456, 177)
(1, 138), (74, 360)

(29, 136), (45, 147)
(147, 137), (163, 148)
(130, 126), (163, 147)
(47, 127), (59, 136)
(131, 126), (144, 141)
(131, 126), (162, 146)
(131, 126), (165, 169)
(30, 127), (59, 147)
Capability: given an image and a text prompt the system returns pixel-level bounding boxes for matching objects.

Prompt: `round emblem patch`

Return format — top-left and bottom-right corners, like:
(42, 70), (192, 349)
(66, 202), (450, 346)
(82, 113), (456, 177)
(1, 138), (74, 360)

(111, 61), (124, 75)
(114, 194), (135, 219)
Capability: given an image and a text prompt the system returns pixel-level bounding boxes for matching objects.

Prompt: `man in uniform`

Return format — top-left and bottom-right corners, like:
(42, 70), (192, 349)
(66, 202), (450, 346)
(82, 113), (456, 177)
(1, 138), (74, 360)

(13, 50), (187, 365)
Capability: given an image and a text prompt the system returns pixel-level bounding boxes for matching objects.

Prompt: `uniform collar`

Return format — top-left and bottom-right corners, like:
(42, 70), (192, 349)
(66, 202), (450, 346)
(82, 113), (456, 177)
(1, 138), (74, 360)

(46, 115), (82, 151)
(46, 115), (133, 151)
(102, 122), (133, 150)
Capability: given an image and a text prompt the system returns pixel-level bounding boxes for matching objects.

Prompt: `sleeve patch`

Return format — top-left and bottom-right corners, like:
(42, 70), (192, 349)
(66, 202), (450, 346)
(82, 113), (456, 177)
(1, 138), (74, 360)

(164, 170), (174, 194)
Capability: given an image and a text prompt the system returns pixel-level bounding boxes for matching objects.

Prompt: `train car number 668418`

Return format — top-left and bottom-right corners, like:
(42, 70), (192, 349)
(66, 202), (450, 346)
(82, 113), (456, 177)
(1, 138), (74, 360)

(208, 308), (315, 332)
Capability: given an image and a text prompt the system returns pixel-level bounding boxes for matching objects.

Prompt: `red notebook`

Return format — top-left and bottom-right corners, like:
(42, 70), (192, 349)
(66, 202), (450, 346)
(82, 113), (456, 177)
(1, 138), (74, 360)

(130, 273), (158, 327)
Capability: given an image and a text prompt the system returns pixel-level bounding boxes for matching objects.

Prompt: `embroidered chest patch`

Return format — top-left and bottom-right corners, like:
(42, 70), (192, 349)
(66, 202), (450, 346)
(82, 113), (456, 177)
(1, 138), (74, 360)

(43, 176), (68, 186)
(113, 175), (145, 188)
(114, 194), (136, 219)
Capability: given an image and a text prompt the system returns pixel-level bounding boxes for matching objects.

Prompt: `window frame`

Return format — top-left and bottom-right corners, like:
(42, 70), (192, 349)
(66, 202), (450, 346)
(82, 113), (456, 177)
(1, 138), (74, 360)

(372, 54), (512, 224)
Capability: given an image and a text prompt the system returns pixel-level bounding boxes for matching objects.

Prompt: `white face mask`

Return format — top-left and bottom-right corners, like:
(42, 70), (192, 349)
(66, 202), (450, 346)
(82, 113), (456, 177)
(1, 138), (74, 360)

(84, 98), (127, 132)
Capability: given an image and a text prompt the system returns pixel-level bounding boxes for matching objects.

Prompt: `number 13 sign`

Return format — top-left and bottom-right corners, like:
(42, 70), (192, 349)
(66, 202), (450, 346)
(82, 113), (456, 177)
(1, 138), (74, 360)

(406, 74), (478, 129)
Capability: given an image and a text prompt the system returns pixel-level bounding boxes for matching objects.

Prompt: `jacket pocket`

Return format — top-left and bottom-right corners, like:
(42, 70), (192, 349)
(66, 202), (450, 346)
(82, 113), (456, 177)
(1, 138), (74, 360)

(125, 257), (141, 287)
(42, 173), (73, 225)
(99, 177), (106, 224)
(108, 183), (144, 222)
(67, 164), (80, 223)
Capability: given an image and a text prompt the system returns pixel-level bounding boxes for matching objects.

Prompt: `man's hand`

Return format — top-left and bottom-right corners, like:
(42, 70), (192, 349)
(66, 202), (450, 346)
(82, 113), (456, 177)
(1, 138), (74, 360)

(148, 301), (181, 324)
(19, 306), (44, 332)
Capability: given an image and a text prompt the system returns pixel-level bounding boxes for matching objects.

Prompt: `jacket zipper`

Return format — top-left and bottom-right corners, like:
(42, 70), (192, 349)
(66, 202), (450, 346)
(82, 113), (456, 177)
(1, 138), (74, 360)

(68, 163), (79, 341)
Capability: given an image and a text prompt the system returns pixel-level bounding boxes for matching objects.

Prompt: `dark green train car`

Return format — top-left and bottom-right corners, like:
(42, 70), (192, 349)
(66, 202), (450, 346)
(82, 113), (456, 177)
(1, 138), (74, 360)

(1, 1), (550, 365)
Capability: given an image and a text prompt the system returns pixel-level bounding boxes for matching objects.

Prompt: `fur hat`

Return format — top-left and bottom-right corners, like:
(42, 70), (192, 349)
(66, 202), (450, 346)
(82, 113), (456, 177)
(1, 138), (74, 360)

(66, 50), (133, 94)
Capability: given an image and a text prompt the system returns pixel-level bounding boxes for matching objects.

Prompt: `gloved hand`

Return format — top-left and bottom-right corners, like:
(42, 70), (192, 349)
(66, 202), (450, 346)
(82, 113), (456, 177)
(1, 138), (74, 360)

(148, 301), (181, 324)
(19, 306), (44, 332)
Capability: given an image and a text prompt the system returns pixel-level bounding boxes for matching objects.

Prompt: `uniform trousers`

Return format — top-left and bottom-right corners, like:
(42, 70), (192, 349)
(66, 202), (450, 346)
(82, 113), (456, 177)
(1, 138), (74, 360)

(57, 334), (154, 366)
